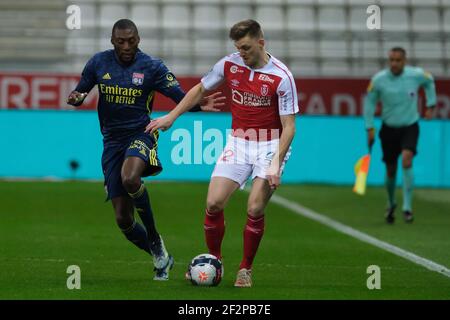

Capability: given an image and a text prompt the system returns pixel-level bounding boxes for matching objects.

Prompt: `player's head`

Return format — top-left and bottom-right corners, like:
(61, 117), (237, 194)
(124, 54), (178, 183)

(388, 47), (407, 76)
(229, 19), (265, 68)
(111, 19), (140, 64)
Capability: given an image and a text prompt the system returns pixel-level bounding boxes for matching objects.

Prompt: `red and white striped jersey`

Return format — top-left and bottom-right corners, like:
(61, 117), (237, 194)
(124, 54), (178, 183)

(201, 52), (299, 141)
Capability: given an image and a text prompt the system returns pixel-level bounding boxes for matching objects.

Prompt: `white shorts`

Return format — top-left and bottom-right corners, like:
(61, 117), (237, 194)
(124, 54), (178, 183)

(211, 135), (291, 189)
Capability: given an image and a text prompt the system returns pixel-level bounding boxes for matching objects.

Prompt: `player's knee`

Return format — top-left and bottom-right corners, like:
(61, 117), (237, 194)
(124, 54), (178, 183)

(247, 203), (264, 218)
(121, 173), (141, 193)
(206, 198), (225, 213)
(402, 156), (413, 168)
(115, 214), (134, 230)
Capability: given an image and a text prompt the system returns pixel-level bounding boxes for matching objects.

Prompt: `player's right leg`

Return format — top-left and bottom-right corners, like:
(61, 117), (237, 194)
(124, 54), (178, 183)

(186, 176), (239, 281)
(102, 143), (152, 254)
(122, 133), (173, 280)
(379, 124), (401, 224)
(204, 176), (240, 260)
(385, 162), (398, 224)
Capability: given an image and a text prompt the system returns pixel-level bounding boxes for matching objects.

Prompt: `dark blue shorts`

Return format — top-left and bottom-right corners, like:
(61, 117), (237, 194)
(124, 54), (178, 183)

(101, 131), (162, 200)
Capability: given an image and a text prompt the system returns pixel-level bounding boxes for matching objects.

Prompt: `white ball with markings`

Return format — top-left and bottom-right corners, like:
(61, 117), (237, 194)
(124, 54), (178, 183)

(187, 253), (223, 286)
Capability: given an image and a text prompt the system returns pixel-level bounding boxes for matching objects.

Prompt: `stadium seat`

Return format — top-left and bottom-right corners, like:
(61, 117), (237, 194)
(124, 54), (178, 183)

(161, 4), (191, 32)
(378, 0), (409, 6)
(193, 5), (223, 32)
(349, 6), (368, 32)
(265, 39), (287, 59)
(411, 8), (440, 33)
(443, 8), (450, 33)
(193, 38), (224, 58)
(163, 57), (192, 75)
(130, 4), (159, 29)
(321, 60), (351, 75)
(286, 0), (315, 4)
(413, 41), (444, 60)
(99, 4), (128, 28)
(382, 8), (410, 32)
(410, 0), (440, 6)
(382, 40), (412, 56)
(223, 0), (252, 4)
(319, 39), (349, 59)
(414, 61), (445, 75)
(316, 0), (346, 5)
(287, 40), (317, 59)
(66, 38), (97, 56)
(287, 6), (316, 33)
(224, 5), (252, 28)
(162, 37), (192, 58)
(138, 38), (163, 58)
(353, 60), (382, 76)
(2, 0), (449, 77)
(194, 58), (221, 75)
(255, 6), (284, 33)
(318, 7), (347, 32)
(76, 3), (97, 28)
(289, 59), (319, 76)
(351, 40), (382, 59)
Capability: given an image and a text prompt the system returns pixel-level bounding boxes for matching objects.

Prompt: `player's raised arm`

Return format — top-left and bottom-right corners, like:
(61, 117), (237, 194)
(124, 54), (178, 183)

(146, 56), (227, 134)
(145, 82), (208, 133)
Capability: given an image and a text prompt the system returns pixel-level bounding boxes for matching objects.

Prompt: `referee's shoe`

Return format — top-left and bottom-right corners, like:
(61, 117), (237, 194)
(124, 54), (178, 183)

(385, 204), (396, 224)
(403, 210), (414, 223)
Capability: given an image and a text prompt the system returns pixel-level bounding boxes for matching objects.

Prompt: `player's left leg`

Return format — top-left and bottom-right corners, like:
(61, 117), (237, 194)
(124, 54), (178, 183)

(235, 177), (274, 288)
(401, 149), (414, 222)
(121, 156), (160, 243)
(400, 122), (419, 223)
(112, 195), (151, 255)
(121, 156), (173, 280)
(379, 123), (401, 223)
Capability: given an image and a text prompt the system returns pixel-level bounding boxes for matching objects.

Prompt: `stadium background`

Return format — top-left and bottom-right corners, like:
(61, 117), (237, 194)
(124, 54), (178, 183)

(0, 0), (449, 300)
(1, 0), (450, 186)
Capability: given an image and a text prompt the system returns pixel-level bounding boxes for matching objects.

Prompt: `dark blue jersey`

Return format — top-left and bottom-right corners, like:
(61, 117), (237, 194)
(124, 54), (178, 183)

(75, 49), (189, 140)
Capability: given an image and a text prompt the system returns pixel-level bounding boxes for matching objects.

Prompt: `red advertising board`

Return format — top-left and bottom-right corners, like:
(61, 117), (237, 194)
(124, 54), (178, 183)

(1, 72), (449, 118)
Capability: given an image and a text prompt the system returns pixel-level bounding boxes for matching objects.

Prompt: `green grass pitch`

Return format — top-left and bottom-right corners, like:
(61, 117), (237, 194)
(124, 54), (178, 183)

(0, 181), (449, 299)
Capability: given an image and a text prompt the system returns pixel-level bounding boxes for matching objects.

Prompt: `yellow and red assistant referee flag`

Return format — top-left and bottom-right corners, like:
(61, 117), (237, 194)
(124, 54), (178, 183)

(353, 153), (371, 195)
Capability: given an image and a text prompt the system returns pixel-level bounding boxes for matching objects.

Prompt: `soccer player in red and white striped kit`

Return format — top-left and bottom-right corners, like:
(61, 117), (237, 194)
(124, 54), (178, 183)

(147, 19), (299, 287)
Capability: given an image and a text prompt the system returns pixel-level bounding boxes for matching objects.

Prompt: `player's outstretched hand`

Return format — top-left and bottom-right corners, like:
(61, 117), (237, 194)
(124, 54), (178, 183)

(200, 91), (226, 112)
(145, 115), (174, 134)
(266, 165), (281, 190)
(67, 91), (87, 106)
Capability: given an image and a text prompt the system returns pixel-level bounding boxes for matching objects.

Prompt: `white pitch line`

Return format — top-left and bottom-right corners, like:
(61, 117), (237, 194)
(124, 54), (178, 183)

(270, 194), (450, 279)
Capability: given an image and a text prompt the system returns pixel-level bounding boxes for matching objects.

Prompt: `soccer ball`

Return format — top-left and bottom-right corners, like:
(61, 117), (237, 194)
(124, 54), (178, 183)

(187, 253), (223, 286)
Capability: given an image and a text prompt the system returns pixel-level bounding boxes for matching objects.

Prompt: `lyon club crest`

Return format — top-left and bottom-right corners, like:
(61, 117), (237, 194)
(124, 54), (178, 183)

(132, 72), (144, 86)
(261, 84), (269, 96)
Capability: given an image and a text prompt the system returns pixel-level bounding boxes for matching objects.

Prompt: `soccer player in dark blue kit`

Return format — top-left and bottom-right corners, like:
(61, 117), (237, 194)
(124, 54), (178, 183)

(67, 19), (223, 281)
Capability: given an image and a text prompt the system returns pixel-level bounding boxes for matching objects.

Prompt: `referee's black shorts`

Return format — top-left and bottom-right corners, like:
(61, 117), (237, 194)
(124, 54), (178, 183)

(379, 122), (419, 164)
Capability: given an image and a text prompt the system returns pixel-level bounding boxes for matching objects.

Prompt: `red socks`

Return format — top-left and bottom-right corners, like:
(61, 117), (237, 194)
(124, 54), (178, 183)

(204, 209), (265, 270)
(240, 214), (265, 270)
(204, 209), (225, 260)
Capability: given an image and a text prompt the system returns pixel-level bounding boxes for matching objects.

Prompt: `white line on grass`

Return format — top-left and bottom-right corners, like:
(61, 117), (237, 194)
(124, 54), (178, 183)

(270, 194), (450, 279)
